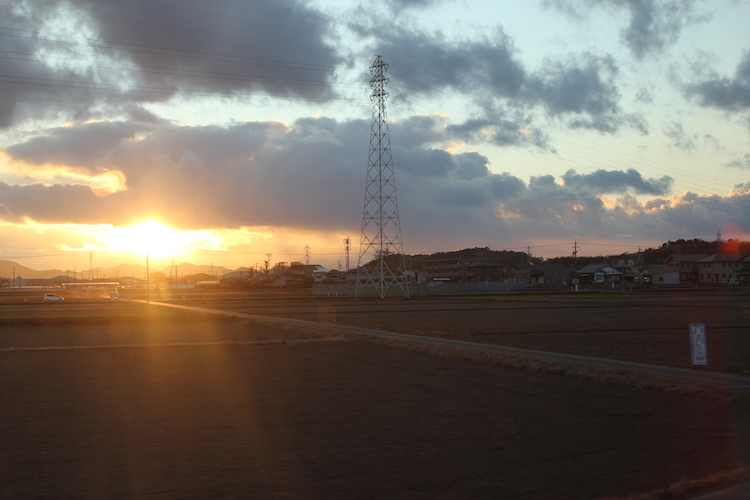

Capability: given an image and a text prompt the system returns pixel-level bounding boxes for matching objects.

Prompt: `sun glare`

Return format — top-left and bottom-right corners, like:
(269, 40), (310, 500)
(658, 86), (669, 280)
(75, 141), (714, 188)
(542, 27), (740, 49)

(110, 220), (189, 259)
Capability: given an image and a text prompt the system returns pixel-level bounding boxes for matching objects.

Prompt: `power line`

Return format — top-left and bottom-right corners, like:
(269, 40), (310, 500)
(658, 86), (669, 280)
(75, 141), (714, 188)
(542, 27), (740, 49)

(0, 15), (738, 203)
(1, 1), (746, 252)
(0, 26), (338, 72)
(387, 73), (738, 196)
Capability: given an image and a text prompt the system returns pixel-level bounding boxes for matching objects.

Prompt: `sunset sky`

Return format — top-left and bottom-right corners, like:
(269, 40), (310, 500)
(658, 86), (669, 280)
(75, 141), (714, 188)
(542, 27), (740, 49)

(1, 0), (750, 273)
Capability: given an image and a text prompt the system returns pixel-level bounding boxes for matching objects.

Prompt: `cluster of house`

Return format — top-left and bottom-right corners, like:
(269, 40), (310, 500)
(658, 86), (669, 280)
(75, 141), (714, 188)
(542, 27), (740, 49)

(6, 251), (747, 290)
(214, 264), (334, 287)
(420, 252), (749, 288)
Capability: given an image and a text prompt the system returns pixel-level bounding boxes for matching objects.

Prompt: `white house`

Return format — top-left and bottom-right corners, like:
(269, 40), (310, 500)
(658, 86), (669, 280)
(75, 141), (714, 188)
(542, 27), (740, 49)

(697, 253), (742, 284)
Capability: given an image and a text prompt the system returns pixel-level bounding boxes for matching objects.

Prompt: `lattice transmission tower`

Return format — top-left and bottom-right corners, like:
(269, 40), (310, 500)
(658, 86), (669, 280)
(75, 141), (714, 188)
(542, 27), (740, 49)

(356, 56), (409, 299)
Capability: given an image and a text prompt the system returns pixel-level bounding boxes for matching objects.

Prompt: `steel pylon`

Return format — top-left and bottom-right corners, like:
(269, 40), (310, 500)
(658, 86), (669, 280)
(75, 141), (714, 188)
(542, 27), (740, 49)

(356, 56), (409, 299)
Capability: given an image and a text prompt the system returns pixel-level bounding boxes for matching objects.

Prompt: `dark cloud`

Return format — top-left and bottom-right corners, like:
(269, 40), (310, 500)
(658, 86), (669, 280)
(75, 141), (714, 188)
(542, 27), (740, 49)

(0, 115), (524, 233)
(3, 114), (747, 253)
(123, 105), (169, 125)
(0, 1), (104, 127)
(364, 26), (525, 99)
(618, 0), (709, 59)
(500, 174), (593, 234)
(663, 121), (696, 152)
(0, 0), (343, 128)
(446, 114), (555, 151)
(71, 0), (342, 94)
(355, 18), (642, 135)
(523, 54), (634, 132)
(487, 172), (527, 200)
(636, 87), (654, 104)
(390, 115), (452, 148)
(727, 153), (750, 170)
(395, 147), (456, 177)
(526, 55), (619, 116)
(455, 152), (490, 180)
(562, 168), (673, 195)
(6, 121), (147, 169)
(384, 0), (446, 13)
(0, 181), (122, 225)
(683, 51), (750, 111)
(544, 0), (711, 59)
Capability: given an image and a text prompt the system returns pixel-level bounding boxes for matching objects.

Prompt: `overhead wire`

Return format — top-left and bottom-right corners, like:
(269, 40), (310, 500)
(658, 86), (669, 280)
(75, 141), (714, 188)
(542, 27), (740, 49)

(387, 72), (739, 196)
(0, 2), (737, 204)
(385, 67), (740, 195)
(2, 10), (735, 205)
(386, 73), (750, 213)
(1, 2), (745, 263)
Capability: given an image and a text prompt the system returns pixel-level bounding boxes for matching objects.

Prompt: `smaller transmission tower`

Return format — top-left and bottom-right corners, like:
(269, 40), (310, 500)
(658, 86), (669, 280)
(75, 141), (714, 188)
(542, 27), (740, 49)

(303, 245), (311, 266)
(356, 56), (409, 298)
(344, 237), (351, 272)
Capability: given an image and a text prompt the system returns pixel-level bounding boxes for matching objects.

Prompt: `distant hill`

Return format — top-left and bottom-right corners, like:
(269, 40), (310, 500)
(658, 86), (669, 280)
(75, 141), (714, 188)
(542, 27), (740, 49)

(0, 260), (64, 280)
(2, 239), (746, 280)
(544, 238), (750, 268)
(0, 260), (231, 280)
(406, 247), (537, 271)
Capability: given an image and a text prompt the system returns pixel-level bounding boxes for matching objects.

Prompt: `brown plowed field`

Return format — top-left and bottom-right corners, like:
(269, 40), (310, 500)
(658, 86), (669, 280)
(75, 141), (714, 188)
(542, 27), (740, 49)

(1, 294), (749, 499)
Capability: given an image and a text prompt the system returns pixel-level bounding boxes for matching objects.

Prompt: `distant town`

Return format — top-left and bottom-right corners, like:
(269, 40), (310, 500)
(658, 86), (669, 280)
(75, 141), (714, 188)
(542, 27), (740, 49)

(2, 237), (749, 293)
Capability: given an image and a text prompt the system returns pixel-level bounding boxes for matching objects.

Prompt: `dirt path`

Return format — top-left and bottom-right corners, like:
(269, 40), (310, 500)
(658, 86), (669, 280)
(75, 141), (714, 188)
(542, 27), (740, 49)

(2, 316), (749, 499)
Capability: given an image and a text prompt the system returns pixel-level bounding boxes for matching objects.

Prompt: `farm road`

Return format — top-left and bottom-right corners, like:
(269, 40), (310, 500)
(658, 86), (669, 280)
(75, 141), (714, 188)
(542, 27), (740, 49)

(157, 293), (750, 375)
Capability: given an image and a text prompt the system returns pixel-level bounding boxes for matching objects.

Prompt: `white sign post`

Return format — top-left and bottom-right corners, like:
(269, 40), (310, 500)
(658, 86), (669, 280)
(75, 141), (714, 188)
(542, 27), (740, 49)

(689, 323), (708, 366)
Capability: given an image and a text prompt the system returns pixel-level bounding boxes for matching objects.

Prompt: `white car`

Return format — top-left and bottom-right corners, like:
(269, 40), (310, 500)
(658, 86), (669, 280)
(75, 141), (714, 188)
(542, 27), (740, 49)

(43, 294), (65, 302)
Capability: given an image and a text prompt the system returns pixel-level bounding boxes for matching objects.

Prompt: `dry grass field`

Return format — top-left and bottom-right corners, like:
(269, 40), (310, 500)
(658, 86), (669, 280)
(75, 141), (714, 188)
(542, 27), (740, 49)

(1, 292), (749, 499)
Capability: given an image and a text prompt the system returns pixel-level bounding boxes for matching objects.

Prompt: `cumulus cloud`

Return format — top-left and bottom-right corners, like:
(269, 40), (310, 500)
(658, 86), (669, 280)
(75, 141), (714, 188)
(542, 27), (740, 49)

(522, 54), (642, 133)
(6, 121), (147, 169)
(0, 0), (745, 257)
(5, 113), (743, 254)
(562, 168), (673, 195)
(368, 26), (525, 99)
(353, 20), (643, 135)
(526, 55), (619, 117)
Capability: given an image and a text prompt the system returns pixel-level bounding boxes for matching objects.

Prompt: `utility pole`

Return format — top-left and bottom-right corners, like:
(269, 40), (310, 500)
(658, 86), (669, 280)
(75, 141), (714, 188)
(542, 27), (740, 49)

(572, 239), (579, 292)
(146, 248), (150, 303)
(356, 55), (408, 299)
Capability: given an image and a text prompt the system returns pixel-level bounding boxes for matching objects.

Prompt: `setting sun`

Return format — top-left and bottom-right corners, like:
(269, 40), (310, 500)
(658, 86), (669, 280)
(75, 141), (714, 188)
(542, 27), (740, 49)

(108, 221), (191, 259)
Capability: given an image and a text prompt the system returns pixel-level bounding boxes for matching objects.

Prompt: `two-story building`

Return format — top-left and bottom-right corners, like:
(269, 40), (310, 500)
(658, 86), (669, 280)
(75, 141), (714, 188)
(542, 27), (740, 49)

(697, 253), (742, 284)
(662, 254), (706, 284)
(736, 254), (750, 285)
